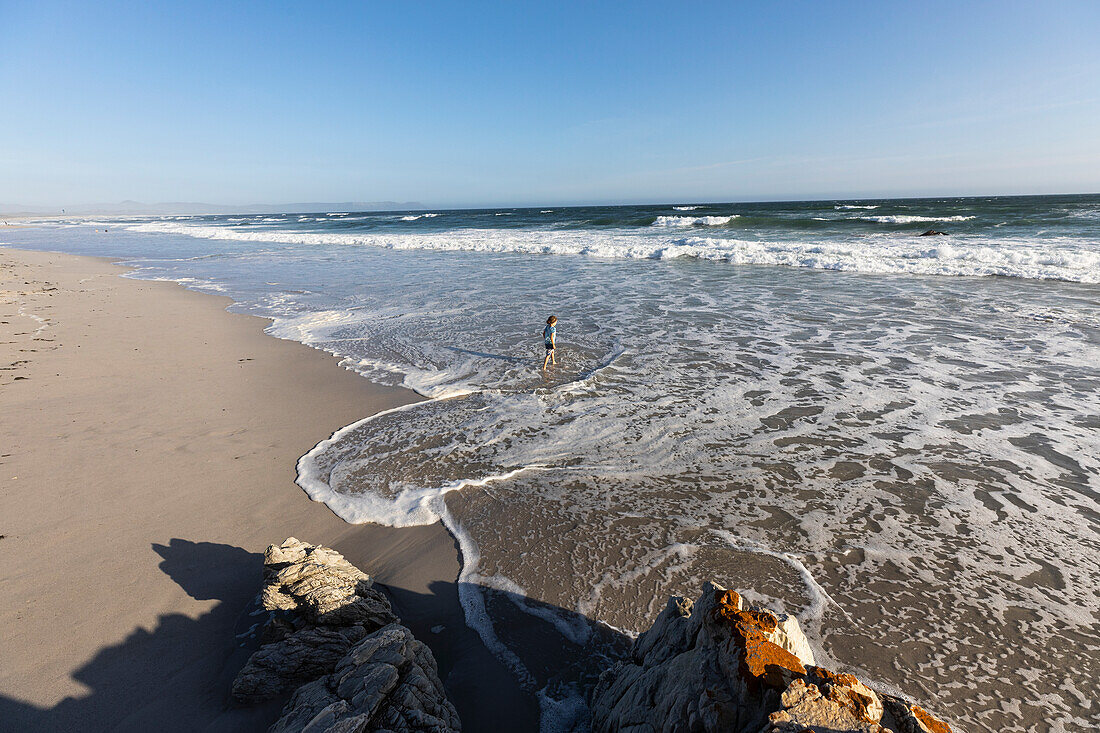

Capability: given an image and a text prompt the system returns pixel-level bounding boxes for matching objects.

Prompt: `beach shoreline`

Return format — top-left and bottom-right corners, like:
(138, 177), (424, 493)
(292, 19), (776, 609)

(0, 247), (537, 730)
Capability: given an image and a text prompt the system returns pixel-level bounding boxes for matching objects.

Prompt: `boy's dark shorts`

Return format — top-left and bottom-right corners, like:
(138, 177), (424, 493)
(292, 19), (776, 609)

(545, 343), (554, 351)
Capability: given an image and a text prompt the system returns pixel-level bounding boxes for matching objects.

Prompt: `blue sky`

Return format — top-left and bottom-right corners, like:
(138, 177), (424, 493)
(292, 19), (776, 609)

(2, 1), (1099, 208)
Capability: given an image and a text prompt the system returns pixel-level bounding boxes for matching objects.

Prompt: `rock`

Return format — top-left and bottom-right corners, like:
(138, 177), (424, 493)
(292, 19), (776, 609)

(919, 229), (948, 236)
(590, 582), (951, 733)
(269, 624), (460, 733)
(747, 604), (816, 668)
(881, 697), (954, 733)
(260, 537), (396, 627)
(805, 666), (883, 722)
(767, 678), (886, 732)
(233, 625), (372, 703)
(231, 539), (459, 731)
(590, 583), (812, 733)
(232, 538), (399, 703)
(766, 666), (889, 732)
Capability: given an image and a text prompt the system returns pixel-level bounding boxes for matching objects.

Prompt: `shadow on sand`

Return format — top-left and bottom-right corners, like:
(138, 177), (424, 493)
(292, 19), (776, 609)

(0, 538), (631, 733)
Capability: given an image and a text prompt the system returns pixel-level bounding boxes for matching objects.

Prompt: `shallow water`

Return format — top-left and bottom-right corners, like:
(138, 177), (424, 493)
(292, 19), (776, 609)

(5, 194), (1099, 731)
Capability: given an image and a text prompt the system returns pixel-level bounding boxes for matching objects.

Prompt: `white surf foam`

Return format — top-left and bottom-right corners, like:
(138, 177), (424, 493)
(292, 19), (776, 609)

(296, 404), (558, 714)
(296, 399), (540, 527)
(120, 271), (230, 293)
(835, 204), (878, 210)
(400, 213), (440, 221)
(673, 205), (701, 211)
(859, 214), (975, 223)
(710, 529), (842, 628)
(651, 215), (737, 227)
(106, 218), (1100, 283)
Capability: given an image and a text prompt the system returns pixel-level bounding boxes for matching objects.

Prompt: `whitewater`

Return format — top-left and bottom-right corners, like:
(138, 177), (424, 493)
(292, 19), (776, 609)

(90, 199), (1100, 283)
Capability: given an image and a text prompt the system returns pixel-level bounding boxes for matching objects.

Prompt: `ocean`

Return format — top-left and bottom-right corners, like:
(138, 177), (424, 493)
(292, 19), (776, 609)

(5, 194), (1099, 731)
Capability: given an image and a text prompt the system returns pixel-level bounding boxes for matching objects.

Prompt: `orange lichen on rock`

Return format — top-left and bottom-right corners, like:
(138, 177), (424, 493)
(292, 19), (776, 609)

(809, 666), (860, 688)
(741, 635), (807, 689)
(912, 705), (952, 733)
(743, 608), (779, 632)
(712, 589), (743, 622)
(590, 583), (954, 733)
(711, 588), (806, 690)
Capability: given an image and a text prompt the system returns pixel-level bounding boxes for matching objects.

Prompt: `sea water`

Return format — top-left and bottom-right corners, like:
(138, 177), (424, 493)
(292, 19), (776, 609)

(5, 194), (1099, 731)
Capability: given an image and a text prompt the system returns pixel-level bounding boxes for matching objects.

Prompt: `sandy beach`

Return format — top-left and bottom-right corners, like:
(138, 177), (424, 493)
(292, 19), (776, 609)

(0, 248), (537, 731)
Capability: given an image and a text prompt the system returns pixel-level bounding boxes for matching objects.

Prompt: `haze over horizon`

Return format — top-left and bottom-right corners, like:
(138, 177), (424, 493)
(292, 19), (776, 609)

(3, 1), (1099, 208)
(6, 191), (1100, 220)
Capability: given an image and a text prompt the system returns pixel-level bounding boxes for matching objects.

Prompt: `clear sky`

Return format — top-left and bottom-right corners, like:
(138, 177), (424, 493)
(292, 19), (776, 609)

(2, 1), (1099, 208)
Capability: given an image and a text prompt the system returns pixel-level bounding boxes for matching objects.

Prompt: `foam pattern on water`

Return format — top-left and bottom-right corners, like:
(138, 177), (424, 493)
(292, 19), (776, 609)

(274, 252), (1100, 732)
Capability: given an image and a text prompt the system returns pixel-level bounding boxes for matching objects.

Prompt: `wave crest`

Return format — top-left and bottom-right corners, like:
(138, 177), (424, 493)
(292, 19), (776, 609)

(652, 215), (737, 227)
(859, 215), (975, 224)
(112, 220), (1100, 283)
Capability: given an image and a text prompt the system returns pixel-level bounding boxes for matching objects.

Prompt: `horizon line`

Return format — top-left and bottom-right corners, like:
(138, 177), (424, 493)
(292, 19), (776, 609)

(4, 189), (1099, 218)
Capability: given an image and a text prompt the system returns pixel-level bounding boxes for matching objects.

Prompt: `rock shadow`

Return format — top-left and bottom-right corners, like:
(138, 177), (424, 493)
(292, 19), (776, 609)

(0, 538), (634, 733)
(384, 581), (632, 732)
(0, 539), (279, 733)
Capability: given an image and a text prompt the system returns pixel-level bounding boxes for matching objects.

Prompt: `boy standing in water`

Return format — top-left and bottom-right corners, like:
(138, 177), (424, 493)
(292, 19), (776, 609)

(542, 315), (557, 370)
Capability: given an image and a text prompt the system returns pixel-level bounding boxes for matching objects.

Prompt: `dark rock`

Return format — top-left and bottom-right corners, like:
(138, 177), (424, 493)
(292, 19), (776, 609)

(232, 538), (398, 703)
(590, 582), (951, 733)
(270, 624), (460, 733)
(231, 539), (459, 731)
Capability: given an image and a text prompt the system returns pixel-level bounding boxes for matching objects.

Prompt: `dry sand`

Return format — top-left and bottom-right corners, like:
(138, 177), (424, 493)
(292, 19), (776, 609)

(0, 248), (537, 731)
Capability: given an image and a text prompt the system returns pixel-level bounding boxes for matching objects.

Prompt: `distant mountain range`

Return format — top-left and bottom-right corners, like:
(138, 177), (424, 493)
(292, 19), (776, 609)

(0, 201), (425, 216)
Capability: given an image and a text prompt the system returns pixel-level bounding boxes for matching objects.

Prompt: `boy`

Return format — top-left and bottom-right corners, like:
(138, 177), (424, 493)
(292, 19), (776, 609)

(542, 315), (557, 370)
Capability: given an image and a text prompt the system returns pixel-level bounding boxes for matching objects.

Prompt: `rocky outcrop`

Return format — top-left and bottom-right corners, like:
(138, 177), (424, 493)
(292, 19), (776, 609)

(270, 623), (461, 733)
(590, 582), (951, 733)
(231, 538), (459, 732)
(919, 229), (948, 236)
(232, 538), (399, 703)
(231, 542), (949, 733)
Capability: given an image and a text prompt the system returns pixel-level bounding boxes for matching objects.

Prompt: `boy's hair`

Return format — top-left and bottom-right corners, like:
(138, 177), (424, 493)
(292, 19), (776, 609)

(547, 316), (557, 325)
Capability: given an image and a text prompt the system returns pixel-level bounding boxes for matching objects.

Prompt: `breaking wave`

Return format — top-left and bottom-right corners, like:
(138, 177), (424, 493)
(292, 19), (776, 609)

(651, 215), (738, 227)
(114, 219), (1100, 283)
(859, 214), (976, 224)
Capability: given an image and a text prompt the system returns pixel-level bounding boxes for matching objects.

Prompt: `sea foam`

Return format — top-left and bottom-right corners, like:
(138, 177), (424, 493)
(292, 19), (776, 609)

(114, 219), (1100, 283)
(859, 214), (976, 223)
(651, 215), (737, 227)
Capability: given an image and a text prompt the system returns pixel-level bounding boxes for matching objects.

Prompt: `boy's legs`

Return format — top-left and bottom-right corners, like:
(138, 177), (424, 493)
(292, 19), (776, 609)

(543, 348), (552, 369)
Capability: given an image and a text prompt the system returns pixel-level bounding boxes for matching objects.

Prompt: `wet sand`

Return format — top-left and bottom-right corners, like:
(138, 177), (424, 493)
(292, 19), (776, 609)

(0, 248), (537, 731)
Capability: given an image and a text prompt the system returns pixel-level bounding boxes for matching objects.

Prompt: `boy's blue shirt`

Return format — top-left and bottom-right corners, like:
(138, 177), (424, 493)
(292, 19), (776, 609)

(543, 324), (556, 342)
